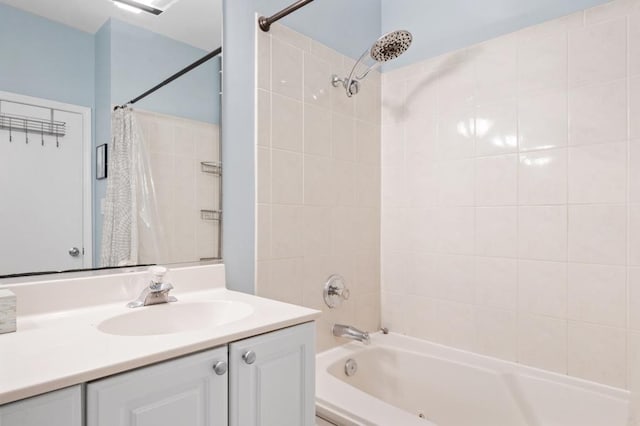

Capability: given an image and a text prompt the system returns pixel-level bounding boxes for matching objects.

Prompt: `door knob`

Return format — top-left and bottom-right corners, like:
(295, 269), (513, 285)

(213, 361), (228, 375)
(68, 247), (80, 257)
(242, 350), (256, 364)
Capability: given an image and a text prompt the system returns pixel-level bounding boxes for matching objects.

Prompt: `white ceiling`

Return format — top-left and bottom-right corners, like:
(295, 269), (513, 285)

(0, 0), (222, 51)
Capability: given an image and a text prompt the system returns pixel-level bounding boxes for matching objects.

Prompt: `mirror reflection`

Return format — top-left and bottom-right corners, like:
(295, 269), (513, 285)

(0, 0), (222, 277)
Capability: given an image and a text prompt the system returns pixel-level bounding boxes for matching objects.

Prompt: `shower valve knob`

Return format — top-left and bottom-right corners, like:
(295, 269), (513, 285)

(331, 285), (350, 300)
(324, 274), (350, 308)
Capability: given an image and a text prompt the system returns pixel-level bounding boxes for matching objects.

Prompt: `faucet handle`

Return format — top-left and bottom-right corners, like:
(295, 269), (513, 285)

(324, 274), (350, 309)
(149, 266), (168, 284)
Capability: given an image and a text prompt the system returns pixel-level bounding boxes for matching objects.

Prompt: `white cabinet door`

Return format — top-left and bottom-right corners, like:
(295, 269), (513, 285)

(87, 347), (228, 426)
(229, 322), (315, 426)
(0, 385), (82, 426)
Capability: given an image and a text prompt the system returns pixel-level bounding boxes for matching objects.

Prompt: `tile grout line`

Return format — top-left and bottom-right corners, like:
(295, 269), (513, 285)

(626, 11), (632, 392)
(515, 33), (522, 365)
(565, 19), (572, 376)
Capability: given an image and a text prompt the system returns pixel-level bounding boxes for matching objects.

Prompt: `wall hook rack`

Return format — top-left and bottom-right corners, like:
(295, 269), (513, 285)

(0, 113), (66, 139)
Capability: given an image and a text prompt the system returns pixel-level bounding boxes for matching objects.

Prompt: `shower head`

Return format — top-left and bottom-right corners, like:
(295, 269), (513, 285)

(331, 30), (413, 97)
(370, 30), (413, 62)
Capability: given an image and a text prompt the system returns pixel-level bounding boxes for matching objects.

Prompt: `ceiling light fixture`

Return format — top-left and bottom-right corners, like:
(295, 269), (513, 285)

(114, 2), (142, 14)
(112, 0), (180, 16)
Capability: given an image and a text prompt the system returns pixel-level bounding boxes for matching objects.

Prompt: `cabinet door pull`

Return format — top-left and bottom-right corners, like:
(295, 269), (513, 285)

(242, 350), (256, 364)
(213, 361), (228, 375)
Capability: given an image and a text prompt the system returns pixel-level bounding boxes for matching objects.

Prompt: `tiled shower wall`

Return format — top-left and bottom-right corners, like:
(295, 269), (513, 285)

(255, 24), (381, 352)
(136, 110), (220, 264)
(381, 1), (640, 389)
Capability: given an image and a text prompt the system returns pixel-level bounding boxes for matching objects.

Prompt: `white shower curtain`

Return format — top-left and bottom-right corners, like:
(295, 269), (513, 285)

(101, 107), (166, 267)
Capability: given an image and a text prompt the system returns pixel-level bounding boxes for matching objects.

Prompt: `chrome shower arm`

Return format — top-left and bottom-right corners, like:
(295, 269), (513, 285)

(341, 48), (371, 97)
(354, 61), (383, 81)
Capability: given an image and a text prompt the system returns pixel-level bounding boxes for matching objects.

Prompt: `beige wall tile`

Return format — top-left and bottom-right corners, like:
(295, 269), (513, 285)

(568, 321), (626, 388)
(475, 257), (518, 309)
(518, 313), (567, 374)
(518, 88), (568, 151)
(518, 206), (568, 261)
(303, 53), (331, 109)
(568, 79), (627, 146)
(568, 263), (627, 327)
(631, 11), (640, 76)
(271, 205), (303, 258)
(271, 150), (303, 204)
(271, 93), (303, 152)
(518, 148), (568, 205)
(271, 37), (303, 100)
(475, 155), (518, 206)
(303, 103), (331, 157)
(518, 260), (567, 318)
(475, 100), (518, 156)
(475, 307), (517, 361)
(475, 207), (517, 257)
(568, 205), (627, 265)
(518, 31), (567, 93)
(256, 23), (382, 353)
(568, 142), (627, 204)
(568, 18), (627, 87)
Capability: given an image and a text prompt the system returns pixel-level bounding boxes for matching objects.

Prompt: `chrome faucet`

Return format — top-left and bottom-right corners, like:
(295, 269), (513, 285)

(127, 266), (177, 308)
(332, 324), (370, 345)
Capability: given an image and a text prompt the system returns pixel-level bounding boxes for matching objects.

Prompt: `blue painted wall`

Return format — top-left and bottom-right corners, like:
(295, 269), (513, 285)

(93, 22), (113, 264)
(0, 3), (94, 108)
(381, 0), (613, 70)
(110, 19), (220, 124)
(222, 0), (256, 294)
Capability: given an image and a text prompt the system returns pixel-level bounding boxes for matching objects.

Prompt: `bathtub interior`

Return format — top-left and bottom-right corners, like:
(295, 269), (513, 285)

(328, 347), (529, 425)
(317, 333), (630, 426)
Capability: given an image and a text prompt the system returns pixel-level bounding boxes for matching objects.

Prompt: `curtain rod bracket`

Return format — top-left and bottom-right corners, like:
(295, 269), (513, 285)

(258, 16), (271, 32)
(258, 0), (314, 32)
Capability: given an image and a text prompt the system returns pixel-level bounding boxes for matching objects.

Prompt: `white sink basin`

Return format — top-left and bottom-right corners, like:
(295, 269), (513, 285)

(97, 301), (254, 336)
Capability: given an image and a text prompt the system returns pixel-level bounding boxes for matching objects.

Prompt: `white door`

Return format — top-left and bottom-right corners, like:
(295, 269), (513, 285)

(0, 386), (82, 426)
(86, 347), (228, 426)
(229, 322), (316, 426)
(0, 95), (88, 275)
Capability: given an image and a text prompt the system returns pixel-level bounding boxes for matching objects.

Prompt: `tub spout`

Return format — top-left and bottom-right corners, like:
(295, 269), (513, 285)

(332, 324), (370, 345)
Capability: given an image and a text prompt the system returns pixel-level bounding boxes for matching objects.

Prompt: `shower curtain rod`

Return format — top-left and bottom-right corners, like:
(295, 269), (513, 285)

(258, 0), (315, 32)
(114, 46), (222, 111)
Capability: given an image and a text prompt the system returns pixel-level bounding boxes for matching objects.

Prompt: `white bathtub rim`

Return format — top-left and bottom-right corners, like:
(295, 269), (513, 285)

(318, 332), (629, 400)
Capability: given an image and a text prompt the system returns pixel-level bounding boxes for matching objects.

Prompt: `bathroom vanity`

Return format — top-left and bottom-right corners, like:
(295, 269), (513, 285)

(0, 264), (319, 426)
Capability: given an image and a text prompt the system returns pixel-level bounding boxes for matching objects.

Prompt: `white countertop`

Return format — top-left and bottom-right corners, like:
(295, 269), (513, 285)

(0, 265), (320, 405)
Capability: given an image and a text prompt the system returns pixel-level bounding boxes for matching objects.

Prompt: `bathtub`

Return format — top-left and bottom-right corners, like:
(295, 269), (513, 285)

(316, 332), (630, 426)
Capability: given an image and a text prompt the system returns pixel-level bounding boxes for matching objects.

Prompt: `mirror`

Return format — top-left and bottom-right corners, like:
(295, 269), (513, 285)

(0, 0), (222, 278)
